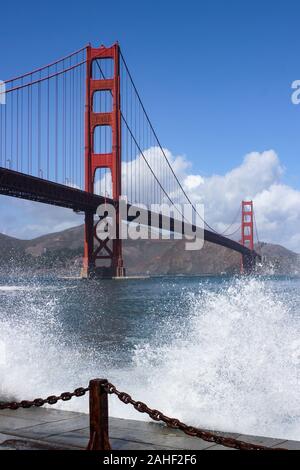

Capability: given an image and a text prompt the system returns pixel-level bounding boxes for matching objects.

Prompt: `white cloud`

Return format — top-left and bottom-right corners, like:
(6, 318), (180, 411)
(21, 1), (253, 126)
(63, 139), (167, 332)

(179, 150), (299, 252)
(92, 147), (299, 251)
(254, 184), (300, 249)
(184, 174), (205, 190)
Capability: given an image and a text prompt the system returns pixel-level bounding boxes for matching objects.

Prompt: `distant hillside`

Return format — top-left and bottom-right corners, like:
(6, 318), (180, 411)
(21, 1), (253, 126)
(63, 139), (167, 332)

(0, 225), (299, 276)
(257, 242), (300, 274)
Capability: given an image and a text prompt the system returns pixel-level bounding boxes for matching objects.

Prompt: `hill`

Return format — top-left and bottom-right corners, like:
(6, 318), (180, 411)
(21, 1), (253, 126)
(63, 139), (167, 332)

(0, 225), (299, 276)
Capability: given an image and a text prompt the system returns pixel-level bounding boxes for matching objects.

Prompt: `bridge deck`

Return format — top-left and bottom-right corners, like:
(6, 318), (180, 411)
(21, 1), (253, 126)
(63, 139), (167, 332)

(0, 407), (298, 450)
(0, 167), (257, 259)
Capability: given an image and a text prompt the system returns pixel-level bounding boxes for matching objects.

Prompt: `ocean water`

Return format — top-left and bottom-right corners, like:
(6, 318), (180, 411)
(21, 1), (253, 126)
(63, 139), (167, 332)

(0, 274), (300, 441)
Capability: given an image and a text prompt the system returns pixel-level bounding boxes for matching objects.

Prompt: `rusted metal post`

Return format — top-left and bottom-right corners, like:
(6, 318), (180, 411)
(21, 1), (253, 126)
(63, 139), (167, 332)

(87, 379), (111, 450)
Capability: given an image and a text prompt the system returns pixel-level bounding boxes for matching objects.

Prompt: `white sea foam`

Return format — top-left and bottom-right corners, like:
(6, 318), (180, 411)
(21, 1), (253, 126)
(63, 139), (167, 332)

(0, 285), (76, 292)
(128, 279), (300, 440)
(0, 277), (299, 441)
(0, 286), (37, 292)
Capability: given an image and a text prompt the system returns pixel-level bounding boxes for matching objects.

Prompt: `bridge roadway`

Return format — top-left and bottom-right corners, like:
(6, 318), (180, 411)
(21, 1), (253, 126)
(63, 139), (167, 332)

(0, 167), (259, 261)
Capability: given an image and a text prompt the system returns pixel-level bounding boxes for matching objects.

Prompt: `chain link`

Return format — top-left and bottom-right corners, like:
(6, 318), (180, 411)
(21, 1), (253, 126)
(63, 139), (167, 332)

(0, 380), (288, 451)
(103, 382), (287, 451)
(0, 387), (89, 411)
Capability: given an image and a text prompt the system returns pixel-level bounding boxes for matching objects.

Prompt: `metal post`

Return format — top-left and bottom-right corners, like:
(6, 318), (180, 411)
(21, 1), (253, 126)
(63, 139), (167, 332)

(87, 379), (111, 450)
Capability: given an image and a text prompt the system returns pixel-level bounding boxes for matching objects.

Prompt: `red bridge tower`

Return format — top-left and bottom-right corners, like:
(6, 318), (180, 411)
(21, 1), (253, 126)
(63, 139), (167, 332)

(241, 200), (254, 250)
(240, 200), (254, 273)
(81, 43), (125, 278)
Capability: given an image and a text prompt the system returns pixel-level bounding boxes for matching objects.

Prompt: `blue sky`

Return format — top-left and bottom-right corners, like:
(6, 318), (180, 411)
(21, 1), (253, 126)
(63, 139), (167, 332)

(1, 0), (299, 181)
(1, 0), (300, 249)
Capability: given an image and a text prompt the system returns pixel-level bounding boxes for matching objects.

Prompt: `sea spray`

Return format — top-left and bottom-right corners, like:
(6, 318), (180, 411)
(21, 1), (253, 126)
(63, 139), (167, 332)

(0, 282), (106, 410)
(129, 278), (300, 440)
(0, 276), (299, 440)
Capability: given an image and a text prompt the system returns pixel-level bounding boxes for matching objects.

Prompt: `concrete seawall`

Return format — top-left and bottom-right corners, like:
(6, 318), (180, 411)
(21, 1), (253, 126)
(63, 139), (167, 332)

(0, 407), (299, 450)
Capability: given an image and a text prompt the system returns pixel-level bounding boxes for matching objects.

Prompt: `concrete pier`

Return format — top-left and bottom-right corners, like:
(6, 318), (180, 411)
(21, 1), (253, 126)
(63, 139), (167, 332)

(0, 407), (299, 450)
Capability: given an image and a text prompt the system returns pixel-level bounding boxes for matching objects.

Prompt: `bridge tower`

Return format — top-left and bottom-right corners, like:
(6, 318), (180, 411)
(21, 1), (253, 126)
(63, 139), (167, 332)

(240, 200), (255, 273)
(81, 43), (125, 278)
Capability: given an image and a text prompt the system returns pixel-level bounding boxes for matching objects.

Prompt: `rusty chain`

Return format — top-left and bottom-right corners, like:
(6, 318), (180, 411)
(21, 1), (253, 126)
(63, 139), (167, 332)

(0, 380), (287, 450)
(103, 382), (287, 451)
(0, 387), (89, 410)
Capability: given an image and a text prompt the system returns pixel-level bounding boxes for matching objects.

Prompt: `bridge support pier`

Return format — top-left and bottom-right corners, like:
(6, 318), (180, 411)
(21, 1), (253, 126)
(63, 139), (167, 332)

(241, 253), (256, 274)
(81, 210), (125, 279)
(81, 210), (95, 279)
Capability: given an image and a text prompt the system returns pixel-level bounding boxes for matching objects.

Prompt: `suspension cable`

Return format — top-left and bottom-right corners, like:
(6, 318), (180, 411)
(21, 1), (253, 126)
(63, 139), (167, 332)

(119, 50), (221, 234)
(221, 225), (241, 238)
(218, 205), (241, 236)
(253, 208), (262, 257)
(94, 59), (187, 221)
(4, 45), (88, 84)
(120, 50), (252, 244)
(5, 61), (86, 94)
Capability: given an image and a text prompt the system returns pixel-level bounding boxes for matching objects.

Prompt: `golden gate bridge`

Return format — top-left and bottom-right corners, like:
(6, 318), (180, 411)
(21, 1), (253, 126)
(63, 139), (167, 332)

(0, 42), (260, 278)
